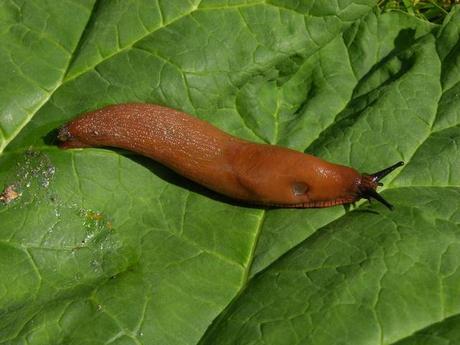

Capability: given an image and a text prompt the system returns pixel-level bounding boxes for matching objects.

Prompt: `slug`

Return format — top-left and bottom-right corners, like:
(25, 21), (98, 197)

(58, 103), (403, 209)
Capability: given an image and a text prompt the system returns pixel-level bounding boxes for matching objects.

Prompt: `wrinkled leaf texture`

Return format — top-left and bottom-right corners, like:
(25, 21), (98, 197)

(0, 0), (459, 344)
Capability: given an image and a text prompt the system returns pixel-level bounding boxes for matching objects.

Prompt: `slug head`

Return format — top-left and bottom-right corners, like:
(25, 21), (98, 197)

(357, 161), (404, 210)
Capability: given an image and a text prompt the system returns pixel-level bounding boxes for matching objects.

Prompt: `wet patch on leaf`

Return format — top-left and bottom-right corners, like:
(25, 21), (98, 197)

(0, 148), (55, 206)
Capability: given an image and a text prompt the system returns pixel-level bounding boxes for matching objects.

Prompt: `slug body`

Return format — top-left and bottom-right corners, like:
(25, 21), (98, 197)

(58, 104), (403, 209)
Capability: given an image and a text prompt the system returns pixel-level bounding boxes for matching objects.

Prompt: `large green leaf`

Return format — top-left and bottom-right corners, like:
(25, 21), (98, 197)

(0, 1), (459, 344)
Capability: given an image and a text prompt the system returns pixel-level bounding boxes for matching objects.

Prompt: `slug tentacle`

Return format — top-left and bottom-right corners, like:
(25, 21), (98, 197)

(369, 161), (404, 182)
(358, 161), (405, 210)
(361, 188), (394, 210)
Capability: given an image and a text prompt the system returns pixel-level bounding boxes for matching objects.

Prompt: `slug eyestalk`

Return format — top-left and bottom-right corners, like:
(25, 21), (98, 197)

(359, 161), (404, 210)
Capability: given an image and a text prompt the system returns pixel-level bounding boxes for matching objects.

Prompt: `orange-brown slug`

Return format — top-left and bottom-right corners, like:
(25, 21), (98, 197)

(58, 103), (403, 209)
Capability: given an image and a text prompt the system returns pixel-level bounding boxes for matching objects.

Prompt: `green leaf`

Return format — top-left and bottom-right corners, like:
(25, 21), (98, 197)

(0, 1), (459, 344)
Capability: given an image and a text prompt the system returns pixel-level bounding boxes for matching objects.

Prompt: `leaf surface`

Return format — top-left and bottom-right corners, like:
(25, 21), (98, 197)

(0, 1), (459, 345)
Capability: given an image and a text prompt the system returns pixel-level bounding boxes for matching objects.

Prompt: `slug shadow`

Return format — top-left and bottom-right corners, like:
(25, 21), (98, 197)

(44, 128), (60, 146)
(126, 154), (264, 210)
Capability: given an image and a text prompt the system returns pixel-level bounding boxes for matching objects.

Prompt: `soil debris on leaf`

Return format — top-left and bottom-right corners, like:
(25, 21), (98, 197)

(0, 184), (21, 204)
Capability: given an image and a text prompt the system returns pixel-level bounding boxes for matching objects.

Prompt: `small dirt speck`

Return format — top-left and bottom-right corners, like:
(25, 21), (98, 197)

(0, 184), (21, 204)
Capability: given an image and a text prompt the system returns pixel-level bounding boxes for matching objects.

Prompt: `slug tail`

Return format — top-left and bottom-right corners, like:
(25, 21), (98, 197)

(57, 125), (71, 142)
(57, 125), (90, 149)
